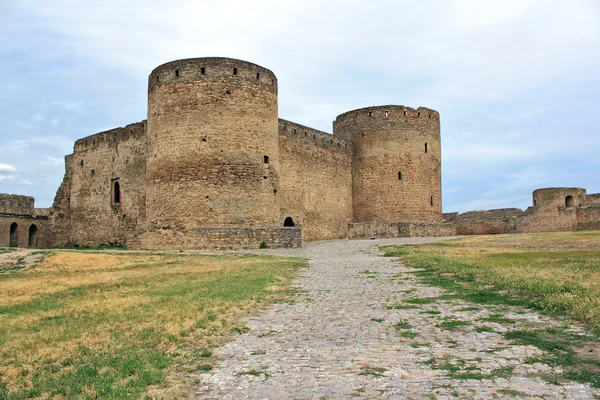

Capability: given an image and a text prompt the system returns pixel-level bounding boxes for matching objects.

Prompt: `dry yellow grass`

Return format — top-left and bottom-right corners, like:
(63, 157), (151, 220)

(0, 250), (306, 399)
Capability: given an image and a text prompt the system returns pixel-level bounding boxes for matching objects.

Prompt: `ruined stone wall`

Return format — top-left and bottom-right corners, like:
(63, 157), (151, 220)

(47, 154), (73, 247)
(442, 212), (459, 222)
(586, 193), (600, 205)
(0, 214), (48, 248)
(576, 206), (600, 231)
(518, 188), (585, 233)
(278, 119), (353, 240)
(455, 218), (517, 235)
(146, 58), (280, 235)
(58, 121), (147, 246)
(0, 194), (34, 214)
(518, 207), (578, 233)
(348, 221), (455, 239)
(454, 208), (523, 235)
(129, 227), (301, 250)
(334, 105), (441, 224)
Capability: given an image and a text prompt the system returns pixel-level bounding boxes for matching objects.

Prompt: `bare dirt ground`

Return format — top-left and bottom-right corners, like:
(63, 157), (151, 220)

(0, 248), (48, 273)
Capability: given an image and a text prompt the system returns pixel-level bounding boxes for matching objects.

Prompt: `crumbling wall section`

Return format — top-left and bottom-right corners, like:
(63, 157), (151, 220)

(61, 121), (147, 246)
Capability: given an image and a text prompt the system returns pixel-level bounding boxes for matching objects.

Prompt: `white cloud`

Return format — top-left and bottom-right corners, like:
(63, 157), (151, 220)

(0, 175), (31, 185)
(2, 0), (599, 209)
(0, 164), (17, 172)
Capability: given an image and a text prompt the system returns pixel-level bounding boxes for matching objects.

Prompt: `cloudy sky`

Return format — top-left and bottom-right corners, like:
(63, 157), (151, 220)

(1, 0), (599, 212)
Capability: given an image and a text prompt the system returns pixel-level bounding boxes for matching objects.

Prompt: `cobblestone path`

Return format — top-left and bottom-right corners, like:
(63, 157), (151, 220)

(195, 238), (600, 399)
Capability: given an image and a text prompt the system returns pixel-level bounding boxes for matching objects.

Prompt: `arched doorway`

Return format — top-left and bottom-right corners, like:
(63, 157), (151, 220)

(283, 217), (295, 227)
(29, 224), (38, 248)
(565, 195), (575, 207)
(9, 223), (18, 247)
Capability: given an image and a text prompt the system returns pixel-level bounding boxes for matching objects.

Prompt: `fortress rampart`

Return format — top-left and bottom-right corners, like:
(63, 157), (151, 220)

(4, 57), (599, 250)
(278, 119), (353, 241)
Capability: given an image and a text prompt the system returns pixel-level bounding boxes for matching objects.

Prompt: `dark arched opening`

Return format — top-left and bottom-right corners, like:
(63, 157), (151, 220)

(9, 223), (18, 247)
(283, 217), (295, 227)
(113, 181), (121, 204)
(533, 199), (537, 207)
(28, 224), (38, 248)
(565, 195), (575, 207)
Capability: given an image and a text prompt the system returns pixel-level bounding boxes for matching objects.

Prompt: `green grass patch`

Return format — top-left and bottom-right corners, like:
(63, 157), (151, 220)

(403, 297), (437, 305)
(505, 328), (600, 387)
(400, 331), (418, 339)
(359, 366), (387, 377)
(0, 251), (306, 398)
(480, 313), (516, 324)
(459, 306), (480, 312)
(437, 319), (470, 331)
(386, 304), (418, 310)
(393, 321), (412, 330)
(382, 232), (600, 331)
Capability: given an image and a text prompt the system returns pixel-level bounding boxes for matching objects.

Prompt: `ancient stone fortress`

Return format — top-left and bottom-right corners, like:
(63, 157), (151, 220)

(1, 57), (599, 249)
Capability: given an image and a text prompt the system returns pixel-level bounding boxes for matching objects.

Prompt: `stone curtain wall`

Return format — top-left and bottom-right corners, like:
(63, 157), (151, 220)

(0, 194), (34, 214)
(348, 222), (455, 239)
(62, 121), (147, 247)
(586, 193), (600, 205)
(577, 206), (600, 231)
(334, 106), (442, 224)
(146, 58), (281, 233)
(129, 227), (301, 250)
(453, 208), (523, 235)
(278, 119), (353, 240)
(0, 214), (48, 248)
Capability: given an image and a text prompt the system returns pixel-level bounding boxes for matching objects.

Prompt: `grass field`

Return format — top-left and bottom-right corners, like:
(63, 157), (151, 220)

(383, 232), (600, 331)
(0, 250), (306, 399)
(383, 232), (600, 387)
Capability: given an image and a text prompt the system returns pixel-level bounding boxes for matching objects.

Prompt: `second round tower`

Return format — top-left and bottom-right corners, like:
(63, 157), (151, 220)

(334, 105), (442, 224)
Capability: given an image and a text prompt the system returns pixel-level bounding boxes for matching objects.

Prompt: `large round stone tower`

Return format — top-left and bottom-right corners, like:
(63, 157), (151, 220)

(333, 105), (442, 224)
(146, 58), (281, 230)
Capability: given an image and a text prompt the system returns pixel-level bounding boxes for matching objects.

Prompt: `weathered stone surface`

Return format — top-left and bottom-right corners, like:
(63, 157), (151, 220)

(0, 194), (48, 248)
(334, 106), (442, 225)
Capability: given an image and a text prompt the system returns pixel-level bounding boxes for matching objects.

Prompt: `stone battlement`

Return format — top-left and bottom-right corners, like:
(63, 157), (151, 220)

(278, 119), (352, 155)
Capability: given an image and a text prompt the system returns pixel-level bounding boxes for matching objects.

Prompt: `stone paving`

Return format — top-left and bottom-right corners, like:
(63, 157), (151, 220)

(195, 238), (600, 399)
